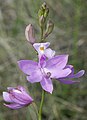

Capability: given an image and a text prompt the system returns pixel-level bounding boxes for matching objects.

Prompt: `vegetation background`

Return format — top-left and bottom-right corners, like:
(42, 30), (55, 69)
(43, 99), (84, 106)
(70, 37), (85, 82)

(0, 0), (87, 120)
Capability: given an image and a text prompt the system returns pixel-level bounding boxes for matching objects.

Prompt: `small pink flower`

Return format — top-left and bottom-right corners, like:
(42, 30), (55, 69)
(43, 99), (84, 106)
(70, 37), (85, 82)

(3, 86), (33, 109)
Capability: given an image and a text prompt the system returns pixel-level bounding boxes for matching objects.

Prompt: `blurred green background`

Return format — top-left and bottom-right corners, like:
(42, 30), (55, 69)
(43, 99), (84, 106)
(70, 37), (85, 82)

(0, 0), (87, 120)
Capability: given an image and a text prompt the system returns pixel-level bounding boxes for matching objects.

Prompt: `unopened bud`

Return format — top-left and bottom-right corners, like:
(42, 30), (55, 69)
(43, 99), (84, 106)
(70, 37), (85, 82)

(38, 2), (49, 23)
(42, 2), (47, 10)
(39, 15), (45, 27)
(38, 8), (44, 18)
(44, 7), (49, 18)
(25, 24), (36, 44)
(44, 20), (54, 38)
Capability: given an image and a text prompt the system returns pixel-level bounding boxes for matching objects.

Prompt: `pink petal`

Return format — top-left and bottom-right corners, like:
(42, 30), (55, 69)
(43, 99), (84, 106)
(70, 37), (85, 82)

(18, 60), (38, 75)
(9, 94), (27, 105)
(26, 69), (42, 83)
(4, 103), (24, 109)
(33, 42), (50, 51)
(53, 68), (71, 78)
(68, 70), (85, 78)
(7, 87), (15, 91)
(40, 77), (53, 94)
(11, 89), (33, 103)
(65, 65), (74, 75)
(58, 79), (80, 84)
(44, 48), (55, 59)
(17, 86), (26, 92)
(44, 68), (71, 79)
(45, 55), (69, 70)
(3, 92), (13, 102)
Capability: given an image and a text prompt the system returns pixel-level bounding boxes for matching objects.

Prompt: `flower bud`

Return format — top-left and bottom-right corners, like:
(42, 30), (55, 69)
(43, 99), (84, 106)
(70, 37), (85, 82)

(44, 20), (54, 38)
(38, 2), (49, 24)
(42, 2), (47, 10)
(39, 15), (45, 27)
(25, 24), (36, 44)
(3, 86), (33, 109)
(44, 7), (49, 18)
(38, 8), (44, 18)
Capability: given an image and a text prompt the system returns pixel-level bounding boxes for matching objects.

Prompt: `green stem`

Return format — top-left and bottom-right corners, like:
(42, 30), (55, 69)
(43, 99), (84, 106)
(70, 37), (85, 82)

(41, 27), (44, 42)
(38, 90), (45, 120)
(72, 0), (81, 68)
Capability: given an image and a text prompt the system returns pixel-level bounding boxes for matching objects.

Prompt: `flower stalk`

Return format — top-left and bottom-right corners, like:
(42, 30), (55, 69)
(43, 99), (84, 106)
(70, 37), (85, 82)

(38, 90), (45, 120)
(40, 26), (43, 41)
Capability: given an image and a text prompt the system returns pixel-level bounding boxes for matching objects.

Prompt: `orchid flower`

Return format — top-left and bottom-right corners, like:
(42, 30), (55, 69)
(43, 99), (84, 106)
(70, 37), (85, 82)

(33, 42), (85, 85)
(33, 42), (55, 59)
(3, 86), (33, 109)
(18, 55), (72, 94)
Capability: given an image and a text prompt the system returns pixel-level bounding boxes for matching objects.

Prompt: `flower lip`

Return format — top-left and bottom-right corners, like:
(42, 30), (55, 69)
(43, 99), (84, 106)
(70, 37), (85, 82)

(33, 42), (50, 54)
(33, 42), (55, 59)
(40, 47), (44, 51)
